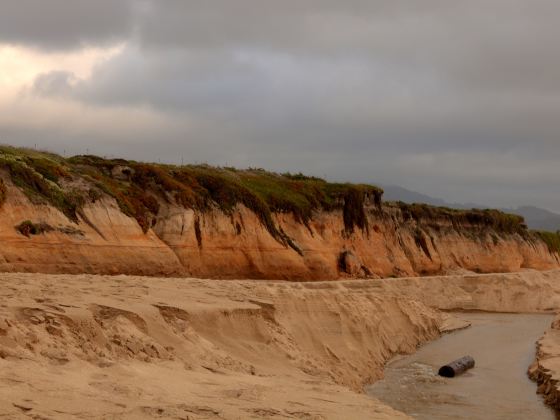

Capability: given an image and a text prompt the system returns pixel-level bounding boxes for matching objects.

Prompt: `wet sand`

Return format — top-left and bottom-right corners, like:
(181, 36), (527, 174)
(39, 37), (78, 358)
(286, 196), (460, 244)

(367, 313), (557, 420)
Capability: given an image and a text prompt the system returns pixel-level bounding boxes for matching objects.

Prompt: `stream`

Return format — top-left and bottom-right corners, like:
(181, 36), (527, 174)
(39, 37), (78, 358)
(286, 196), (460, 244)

(366, 313), (557, 419)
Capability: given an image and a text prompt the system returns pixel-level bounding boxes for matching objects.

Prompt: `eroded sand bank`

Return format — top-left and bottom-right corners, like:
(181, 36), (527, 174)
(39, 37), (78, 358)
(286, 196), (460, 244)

(1, 270), (560, 419)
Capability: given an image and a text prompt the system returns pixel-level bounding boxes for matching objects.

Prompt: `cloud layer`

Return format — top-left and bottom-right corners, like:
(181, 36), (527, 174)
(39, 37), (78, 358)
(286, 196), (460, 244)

(1, 1), (560, 211)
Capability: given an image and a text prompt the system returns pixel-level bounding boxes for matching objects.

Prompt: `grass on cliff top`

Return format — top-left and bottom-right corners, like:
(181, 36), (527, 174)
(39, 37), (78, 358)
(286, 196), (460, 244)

(74, 158), (382, 236)
(534, 230), (560, 255)
(0, 146), (82, 221)
(0, 146), (382, 238)
(394, 201), (527, 234)
(0, 145), (531, 240)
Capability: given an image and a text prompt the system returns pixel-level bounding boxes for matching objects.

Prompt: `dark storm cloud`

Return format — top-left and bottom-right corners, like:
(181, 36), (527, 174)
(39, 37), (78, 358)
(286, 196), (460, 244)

(0, 0), (139, 49)
(5, 1), (560, 211)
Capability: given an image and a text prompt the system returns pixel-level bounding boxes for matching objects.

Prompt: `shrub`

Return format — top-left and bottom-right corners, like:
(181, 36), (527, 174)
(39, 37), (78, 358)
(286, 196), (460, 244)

(0, 157), (82, 222)
(15, 220), (54, 237)
(25, 157), (69, 182)
(2, 146), (385, 242)
(534, 231), (560, 255)
(88, 188), (102, 203)
(395, 202), (527, 234)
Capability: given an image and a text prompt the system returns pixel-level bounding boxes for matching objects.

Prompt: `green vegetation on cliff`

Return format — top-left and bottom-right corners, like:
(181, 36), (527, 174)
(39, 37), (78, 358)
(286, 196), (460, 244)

(0, 146), (382, 241)
(0, 146), (83, 221)
(1, 145), (547, 252)
(534, 231), (560, 255)
(394, 202), (527, 234)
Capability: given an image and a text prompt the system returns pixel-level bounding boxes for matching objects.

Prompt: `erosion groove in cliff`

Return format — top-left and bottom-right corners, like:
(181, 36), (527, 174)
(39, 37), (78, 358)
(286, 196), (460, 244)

(0, 145), (559, 279)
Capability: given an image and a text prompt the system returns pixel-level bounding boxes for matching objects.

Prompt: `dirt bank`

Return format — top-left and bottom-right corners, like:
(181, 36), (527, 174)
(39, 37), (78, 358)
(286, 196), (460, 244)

(529, 314), (560, 410)
(0, 178), (558, 280)
(2, 270), (560, 419)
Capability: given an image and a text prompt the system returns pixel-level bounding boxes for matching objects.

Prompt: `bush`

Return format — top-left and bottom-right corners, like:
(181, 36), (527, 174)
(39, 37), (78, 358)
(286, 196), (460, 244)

(534, 231), (560, 254)
(88, 188), (102, 202)
(2, 146), (385, 241)
(15, 220), (54, 237)
(395, 202), (527, 234)
(0, 157), (82, 222)
(4, 146), (537, 248)
(25, 157), (69, 182)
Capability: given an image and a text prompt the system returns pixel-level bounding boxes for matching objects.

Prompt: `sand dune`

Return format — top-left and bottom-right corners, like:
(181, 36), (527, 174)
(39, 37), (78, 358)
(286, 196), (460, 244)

(1, 270), (559, 418)
(0, 273), (438, 419)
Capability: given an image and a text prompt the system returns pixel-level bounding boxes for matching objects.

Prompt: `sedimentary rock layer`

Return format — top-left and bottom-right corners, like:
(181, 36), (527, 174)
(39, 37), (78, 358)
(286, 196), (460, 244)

(0, 180), (557, 279)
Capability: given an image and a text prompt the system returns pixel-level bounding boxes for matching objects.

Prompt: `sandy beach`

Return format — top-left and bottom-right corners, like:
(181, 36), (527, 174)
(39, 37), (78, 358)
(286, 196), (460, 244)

(1, 270), (559, 419)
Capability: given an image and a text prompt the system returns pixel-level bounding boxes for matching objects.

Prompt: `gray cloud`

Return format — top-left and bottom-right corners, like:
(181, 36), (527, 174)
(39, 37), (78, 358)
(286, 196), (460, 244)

(32, 71), (77, 97)
(4, 1), (560, 211)
(0, 0), (139, 49)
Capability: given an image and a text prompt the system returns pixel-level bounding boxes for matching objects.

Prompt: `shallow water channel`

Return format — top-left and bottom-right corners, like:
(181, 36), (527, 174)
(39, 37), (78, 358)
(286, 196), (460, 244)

(366, 313), (558, 420)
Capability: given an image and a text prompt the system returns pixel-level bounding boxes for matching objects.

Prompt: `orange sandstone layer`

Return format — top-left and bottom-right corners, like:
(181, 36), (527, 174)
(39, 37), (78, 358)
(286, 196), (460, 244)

(0, 181), (558, 279)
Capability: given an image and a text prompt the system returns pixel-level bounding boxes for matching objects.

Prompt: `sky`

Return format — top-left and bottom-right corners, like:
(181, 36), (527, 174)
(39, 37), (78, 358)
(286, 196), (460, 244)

(1, 1), (560, 211)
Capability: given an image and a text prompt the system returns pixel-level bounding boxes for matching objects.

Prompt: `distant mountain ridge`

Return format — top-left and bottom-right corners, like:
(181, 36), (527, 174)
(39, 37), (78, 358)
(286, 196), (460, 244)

(511, 206), (560, 232)
(381, 185), (560, 232)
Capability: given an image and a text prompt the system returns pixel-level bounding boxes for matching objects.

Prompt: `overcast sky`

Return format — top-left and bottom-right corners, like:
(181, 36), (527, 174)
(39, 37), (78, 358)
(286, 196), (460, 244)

(1, 1), (560, 211)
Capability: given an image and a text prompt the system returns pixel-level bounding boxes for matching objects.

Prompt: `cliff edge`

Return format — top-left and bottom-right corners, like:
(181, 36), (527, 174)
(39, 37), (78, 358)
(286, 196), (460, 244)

(0, 145), (558, 279)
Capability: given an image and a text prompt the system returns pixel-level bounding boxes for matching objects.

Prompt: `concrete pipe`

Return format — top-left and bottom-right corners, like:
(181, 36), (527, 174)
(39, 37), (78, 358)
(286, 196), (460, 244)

(438, 356), (475, 377)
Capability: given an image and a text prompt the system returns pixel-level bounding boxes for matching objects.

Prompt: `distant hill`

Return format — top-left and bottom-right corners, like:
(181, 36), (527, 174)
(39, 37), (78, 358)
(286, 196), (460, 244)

(381, 185), (560, 232)
(2, 145), (552, 280)
(509, 206), (560, 232)
(380, 185), (448, 207)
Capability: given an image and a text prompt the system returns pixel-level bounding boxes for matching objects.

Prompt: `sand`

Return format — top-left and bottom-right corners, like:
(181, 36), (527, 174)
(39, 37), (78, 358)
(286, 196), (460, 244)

(1, 270), (559, 419)
(0, 179), (558, 280)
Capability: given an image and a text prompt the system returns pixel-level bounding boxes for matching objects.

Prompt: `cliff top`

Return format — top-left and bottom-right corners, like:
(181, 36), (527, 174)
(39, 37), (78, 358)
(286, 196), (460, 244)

(0, 145), (539, 241)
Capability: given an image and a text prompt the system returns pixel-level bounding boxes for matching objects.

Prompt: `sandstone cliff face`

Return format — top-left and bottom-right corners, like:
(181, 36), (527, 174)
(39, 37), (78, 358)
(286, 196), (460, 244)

(0, 179), (558, 279)
(0, 185), (183, 276)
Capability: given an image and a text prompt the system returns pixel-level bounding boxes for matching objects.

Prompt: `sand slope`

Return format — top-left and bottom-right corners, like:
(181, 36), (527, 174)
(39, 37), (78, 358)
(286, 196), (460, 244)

(1, 270), (560, 419)
(0, 273), (442, 419)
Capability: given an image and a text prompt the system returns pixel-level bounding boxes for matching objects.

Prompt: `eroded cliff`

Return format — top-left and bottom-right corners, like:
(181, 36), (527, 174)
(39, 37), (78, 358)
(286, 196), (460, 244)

(0, 146), (558, 279)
